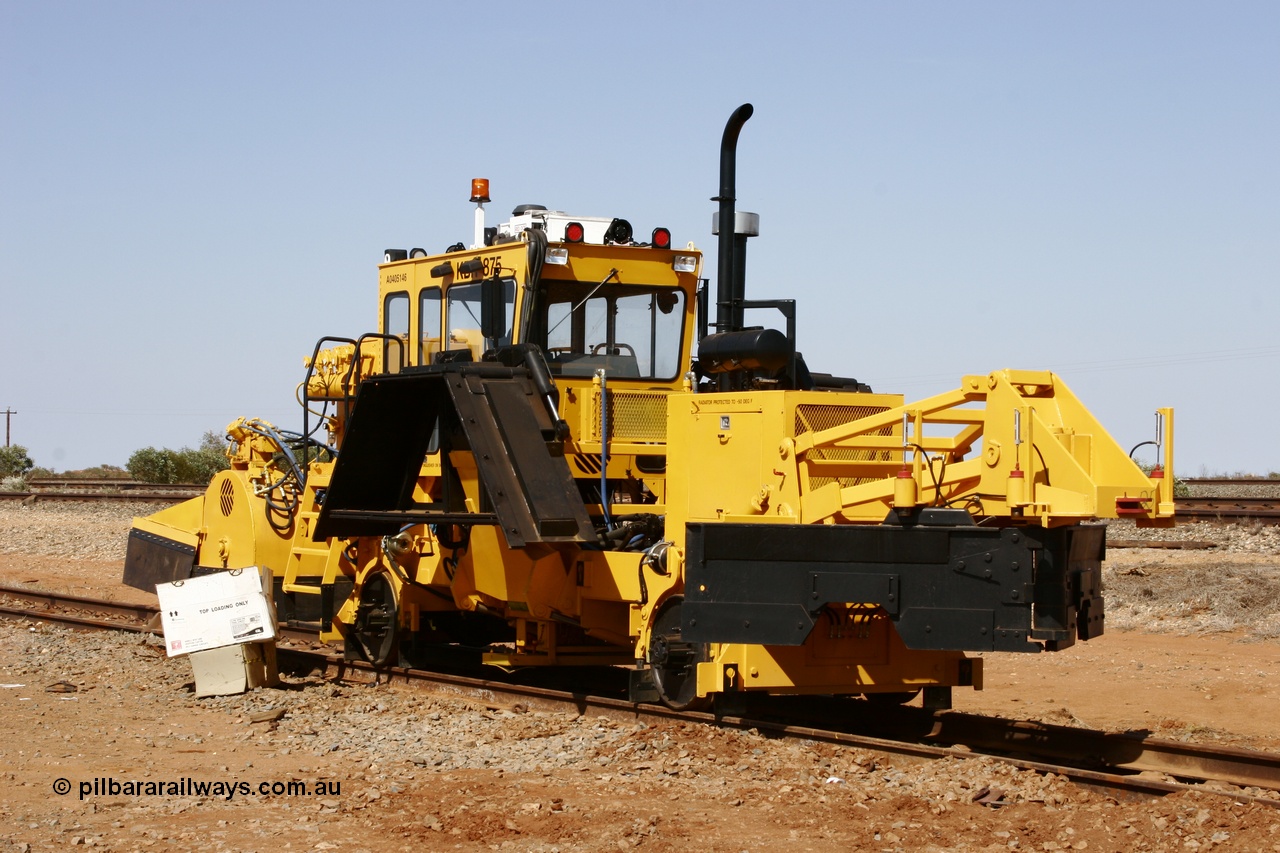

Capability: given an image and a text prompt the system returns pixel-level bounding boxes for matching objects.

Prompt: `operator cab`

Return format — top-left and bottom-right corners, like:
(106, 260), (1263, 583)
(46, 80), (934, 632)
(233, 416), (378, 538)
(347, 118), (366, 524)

(376, 185), (700, 388)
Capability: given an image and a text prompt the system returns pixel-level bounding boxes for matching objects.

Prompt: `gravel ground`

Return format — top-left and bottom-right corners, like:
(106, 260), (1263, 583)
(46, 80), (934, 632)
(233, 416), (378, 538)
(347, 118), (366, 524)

(5, 623), (1093, 807)
(0, 502), (170, 561)
(1108, 518), (1280, 554)
(1184, 481), (1280, 499)
(5, 621), (1280, 852)
(4, 501), (1280, 850)
(1104, 519), (1280, 639)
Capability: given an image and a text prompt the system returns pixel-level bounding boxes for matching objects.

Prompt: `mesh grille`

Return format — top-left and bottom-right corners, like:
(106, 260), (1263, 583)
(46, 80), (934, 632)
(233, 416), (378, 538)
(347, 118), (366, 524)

(591, 391), (668, 442)
(794, 403), (894, 489)
(794, 404), (890, 435)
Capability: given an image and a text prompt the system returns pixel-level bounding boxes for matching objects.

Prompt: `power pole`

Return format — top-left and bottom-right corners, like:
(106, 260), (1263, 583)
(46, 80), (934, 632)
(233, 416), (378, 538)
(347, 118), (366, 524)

(3, 409), (13, 447)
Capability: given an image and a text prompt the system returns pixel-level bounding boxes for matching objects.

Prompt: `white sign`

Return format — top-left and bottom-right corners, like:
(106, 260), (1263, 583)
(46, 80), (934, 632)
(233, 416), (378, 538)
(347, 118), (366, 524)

(156, 567), (276, 657)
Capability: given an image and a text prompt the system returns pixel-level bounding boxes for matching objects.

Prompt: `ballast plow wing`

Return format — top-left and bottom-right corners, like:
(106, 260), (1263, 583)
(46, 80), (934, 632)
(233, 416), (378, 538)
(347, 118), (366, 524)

(313, 361), (595, 546)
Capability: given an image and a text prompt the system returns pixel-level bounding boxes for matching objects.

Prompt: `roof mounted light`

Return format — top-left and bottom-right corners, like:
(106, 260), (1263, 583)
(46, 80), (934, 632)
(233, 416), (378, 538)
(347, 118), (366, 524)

(409, 247), (428, 259)
(545, 247), (569, 265)
(470, 179), (490, 249)
(604, 218), (633, 244)
(564, 221), (586, 243)
(651, 227), (671, 250)
(672, 255), (697, 273)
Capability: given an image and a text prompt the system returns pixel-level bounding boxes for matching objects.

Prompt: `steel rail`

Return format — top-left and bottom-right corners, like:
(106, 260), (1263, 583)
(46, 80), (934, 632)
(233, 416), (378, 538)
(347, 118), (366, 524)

(0, 585), (317, 643)
(294, 651), (1267, 802)
(153, 644), (1280, 806)
(7, 488), (1280, 528)
(0, 603), (156, 635)
(1178, 497), (1280, 511)
(0, 490), (199, 503)
(20, 477), (1277, 493)
(5, 476), (1277, 503)
(25, 478), (203, 492)
(1175, 497), (1280, 523)
(1183, 478), (1280, 489)
(920, 711), (1280, 791)
(0, 584), (160, 623)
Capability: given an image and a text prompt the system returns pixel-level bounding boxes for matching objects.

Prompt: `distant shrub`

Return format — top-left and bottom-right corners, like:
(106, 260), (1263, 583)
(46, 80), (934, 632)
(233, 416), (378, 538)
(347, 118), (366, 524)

(0, 444), (34, 479)
(127, 447), (180, 484)
(63, 464), (129, 479)
(127, 431), (229, 485)
(1, 475), (27, 492)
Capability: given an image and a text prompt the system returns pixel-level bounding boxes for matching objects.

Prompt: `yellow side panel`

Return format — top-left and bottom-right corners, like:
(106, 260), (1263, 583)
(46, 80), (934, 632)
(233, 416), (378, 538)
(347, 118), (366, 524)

(699, 632), (973, 696)
(580, 551), (644, 603)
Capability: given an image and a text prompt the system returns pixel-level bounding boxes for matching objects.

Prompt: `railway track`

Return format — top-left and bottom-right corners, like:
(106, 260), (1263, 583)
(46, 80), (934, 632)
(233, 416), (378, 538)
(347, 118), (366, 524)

(8, 480), (1280, 523)
(0, 489), (204, 503)
(3, 585), (1278, 806)
(25, 477), (199, 491)
(1183, 478), (1280, 489)
(0, 584), (319, 644)
(1175, 497), (1280, 523)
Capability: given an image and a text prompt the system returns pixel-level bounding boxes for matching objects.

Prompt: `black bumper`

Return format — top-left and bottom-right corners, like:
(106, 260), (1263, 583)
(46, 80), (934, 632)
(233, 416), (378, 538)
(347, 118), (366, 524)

(682, 514), (1104, 653)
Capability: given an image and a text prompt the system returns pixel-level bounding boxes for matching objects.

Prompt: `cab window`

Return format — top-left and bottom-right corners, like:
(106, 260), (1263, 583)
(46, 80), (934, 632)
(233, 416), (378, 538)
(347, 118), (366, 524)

(445, 278), (515, 357)
(383, 291), (409, 372)
(538, 282), (684, 380)
(419, 287), (442, 364)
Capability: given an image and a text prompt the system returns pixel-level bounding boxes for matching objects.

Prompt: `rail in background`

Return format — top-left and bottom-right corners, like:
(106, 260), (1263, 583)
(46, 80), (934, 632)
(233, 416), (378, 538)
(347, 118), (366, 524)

(6, 486), (1280, 523)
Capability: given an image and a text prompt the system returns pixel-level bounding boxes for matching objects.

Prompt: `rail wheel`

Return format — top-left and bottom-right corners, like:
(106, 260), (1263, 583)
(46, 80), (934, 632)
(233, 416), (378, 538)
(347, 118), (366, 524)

(351, 572), (398, 667)
(648, 597), (711, 711)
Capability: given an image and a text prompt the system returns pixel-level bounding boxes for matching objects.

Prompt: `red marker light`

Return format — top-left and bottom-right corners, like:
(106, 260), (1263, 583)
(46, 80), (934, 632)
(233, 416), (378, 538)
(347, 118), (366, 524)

(564, 221), (585, 243)
(651, 227), (671, 249)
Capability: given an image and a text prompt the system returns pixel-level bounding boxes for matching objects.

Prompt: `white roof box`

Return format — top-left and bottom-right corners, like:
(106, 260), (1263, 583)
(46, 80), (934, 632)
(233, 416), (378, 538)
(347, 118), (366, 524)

(496, 205), (620, 244)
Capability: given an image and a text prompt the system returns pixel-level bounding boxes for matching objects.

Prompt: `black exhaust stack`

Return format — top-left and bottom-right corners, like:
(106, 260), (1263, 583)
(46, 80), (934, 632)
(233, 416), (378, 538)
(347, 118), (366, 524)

(713, 103), (753, 336)
(697, 104), (867, 395)
(699, 105), (809, 391)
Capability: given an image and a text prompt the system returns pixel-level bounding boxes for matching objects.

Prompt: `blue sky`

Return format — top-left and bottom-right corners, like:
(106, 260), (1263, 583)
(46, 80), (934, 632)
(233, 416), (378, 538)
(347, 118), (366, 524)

(2, 2), (1277, 475)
